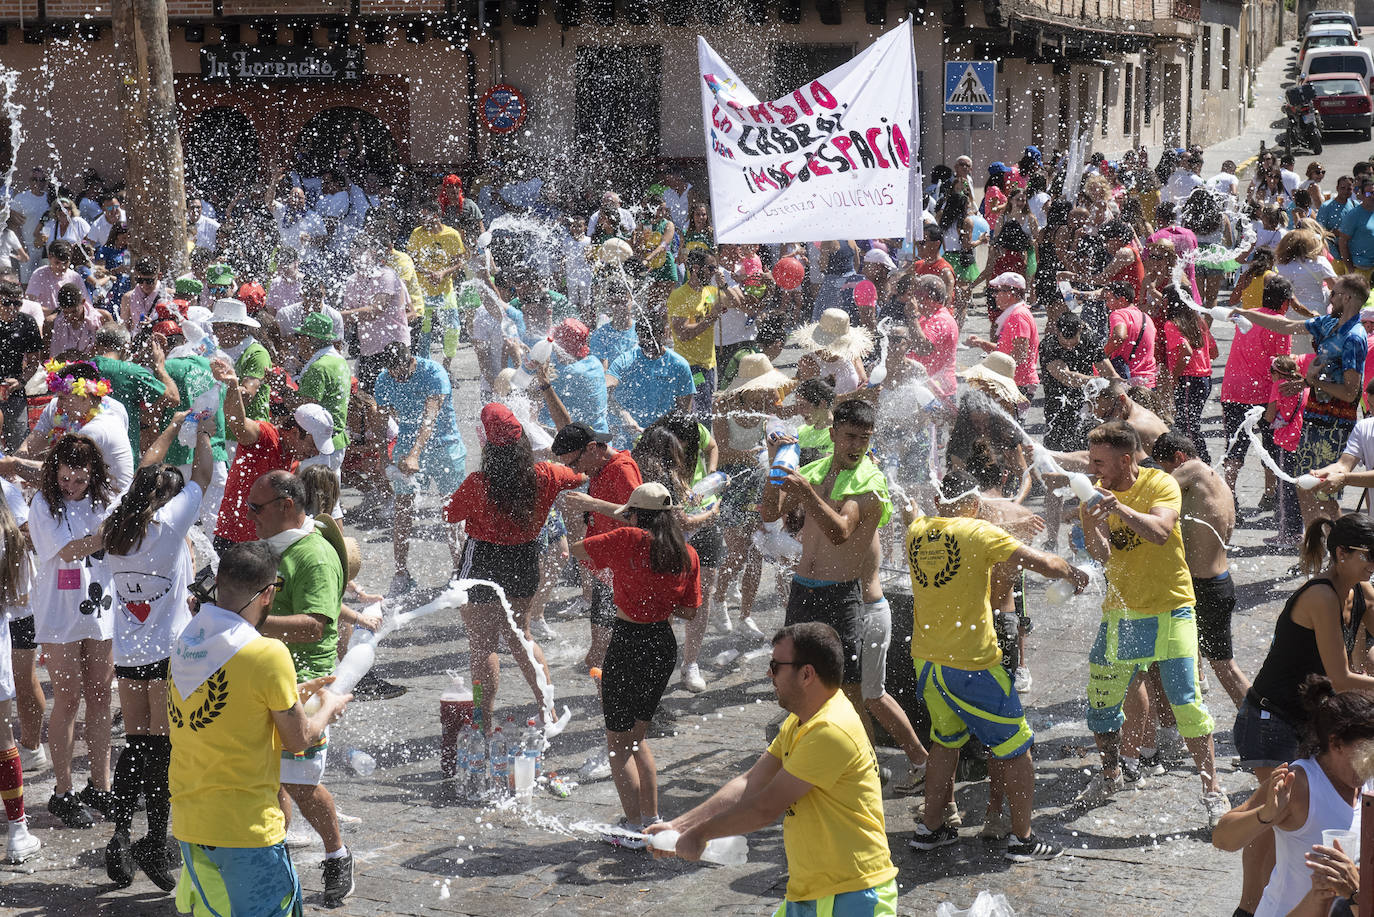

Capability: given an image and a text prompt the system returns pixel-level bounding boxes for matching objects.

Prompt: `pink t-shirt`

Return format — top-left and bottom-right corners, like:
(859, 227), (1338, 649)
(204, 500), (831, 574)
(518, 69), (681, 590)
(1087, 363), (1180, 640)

(1220, 306), (1292, 405)
(344, 264), (411, 357)
(995, 303), (1040, 386)
(1163, 321), (1215, 378)
(1363, 337), (1374, 413)
(49, 303), (104, 357)
(1271, 353), (1314, 452)
(1106, 305), (1158, 388)
(912, 307), (959, 398)
(24, 265), (89, 314)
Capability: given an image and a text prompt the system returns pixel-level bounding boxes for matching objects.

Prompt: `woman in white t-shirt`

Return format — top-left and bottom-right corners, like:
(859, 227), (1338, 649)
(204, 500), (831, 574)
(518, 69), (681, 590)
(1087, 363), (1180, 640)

(26, 434), (116, 828)
(1275, 229), (1336, 356)
(98, 411), (211, 880)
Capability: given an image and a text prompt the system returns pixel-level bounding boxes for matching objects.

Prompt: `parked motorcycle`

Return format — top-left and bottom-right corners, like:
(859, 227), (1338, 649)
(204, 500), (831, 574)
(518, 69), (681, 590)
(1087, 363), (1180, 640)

(1284, 83), (1324, 154)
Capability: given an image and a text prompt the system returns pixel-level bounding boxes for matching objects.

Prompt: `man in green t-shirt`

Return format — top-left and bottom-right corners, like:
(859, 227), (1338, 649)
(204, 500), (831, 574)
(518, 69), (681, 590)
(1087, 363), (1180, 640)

(94, 323), (178, 456)
(250, 469), (353, 904)
(283, 312), (350, 471)
(208, 297), (272, 422)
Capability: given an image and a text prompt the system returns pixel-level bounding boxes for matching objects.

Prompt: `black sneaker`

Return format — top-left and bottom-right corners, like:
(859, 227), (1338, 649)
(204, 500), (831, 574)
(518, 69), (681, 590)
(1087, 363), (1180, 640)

(47, 791), (94, 828)
(1121, 758), (1142, 783)
(79, 783), (116, 820)
(350, 671), (407, 701)
(322, 852), (355, 904)
(1141, 751), (1166, 776)
(1005, 832), (1063, 862)
(131, 835), (177, 891)
(104, 832), (135, 888)
(908, 823), (959, 850)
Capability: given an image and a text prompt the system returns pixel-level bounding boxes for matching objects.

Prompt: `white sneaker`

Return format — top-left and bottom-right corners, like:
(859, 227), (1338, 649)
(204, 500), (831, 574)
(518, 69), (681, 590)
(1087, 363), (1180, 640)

(284, 823), (318, 849)
(711, 602), (734, 635)
(18, 744), (48, 774)
(681, 664), (707, 693)
(1202, 789), (1230, 828)
(1013, 667), (1033, 694)
(1074, 770), (1126, 809)
(741, 617), (767, 641)
(6, 820), (39, 864)
(530, 618), (558, 641)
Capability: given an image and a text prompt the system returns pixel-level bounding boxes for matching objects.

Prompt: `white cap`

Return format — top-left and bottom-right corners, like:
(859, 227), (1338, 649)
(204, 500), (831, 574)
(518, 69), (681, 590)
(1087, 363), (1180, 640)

(209, 297), (260, 328)
(862, 248), (896, 270)
(989, 271), (1027, 291)
(293, 404), (336, 456)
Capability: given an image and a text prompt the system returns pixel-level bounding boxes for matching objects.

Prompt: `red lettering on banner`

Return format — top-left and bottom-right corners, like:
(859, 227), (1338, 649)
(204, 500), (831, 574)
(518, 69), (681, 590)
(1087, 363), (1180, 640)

(746, 103), (774, 123)
(864, 128), (891, 168)
(711, 104), (734, 134)
(831, 135), (859, 170)
(810, 81), (838, 109)
(892, 125), (911, 166)
(806, 154), (832, 177)
(749, 166), (780, 191)
(768, 100), (799, 125)
(793, 90), (814, 117)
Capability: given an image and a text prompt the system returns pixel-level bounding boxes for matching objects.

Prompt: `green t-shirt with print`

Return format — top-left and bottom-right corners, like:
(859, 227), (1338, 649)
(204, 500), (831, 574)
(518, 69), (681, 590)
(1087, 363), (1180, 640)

(94, 355), (166, 457)
(270, 532), (344, 680)
(297, 352), (351, 451)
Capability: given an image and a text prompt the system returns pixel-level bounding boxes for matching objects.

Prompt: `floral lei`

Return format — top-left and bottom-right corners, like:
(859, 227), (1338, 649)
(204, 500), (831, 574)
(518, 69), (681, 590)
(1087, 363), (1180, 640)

(44, 360), (110, 440)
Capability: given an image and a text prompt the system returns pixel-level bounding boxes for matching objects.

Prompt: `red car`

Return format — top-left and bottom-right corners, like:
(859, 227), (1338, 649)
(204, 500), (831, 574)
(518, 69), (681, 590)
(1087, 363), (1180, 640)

(1303, 72), (1374, 139)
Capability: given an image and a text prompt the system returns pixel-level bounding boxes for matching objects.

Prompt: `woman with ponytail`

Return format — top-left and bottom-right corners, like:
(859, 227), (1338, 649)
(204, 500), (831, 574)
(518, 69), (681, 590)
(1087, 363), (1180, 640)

(98, 410), (212, 889)
(1215, 675), (1374, 917)
(571, 482), (701, 847)
(1225, 513), (1374, 915)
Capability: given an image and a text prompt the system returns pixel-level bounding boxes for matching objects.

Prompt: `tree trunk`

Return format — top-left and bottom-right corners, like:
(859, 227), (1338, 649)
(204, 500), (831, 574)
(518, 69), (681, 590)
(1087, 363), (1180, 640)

(112, 0), (188, 279)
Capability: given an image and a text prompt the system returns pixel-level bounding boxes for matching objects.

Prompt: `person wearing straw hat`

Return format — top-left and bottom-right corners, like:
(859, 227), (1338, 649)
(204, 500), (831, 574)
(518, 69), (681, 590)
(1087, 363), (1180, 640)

(959, 351), (1029, 416)
(208, 298), (271, 423)
(711, 353), (790, 638)
(793, 308), (873, 395)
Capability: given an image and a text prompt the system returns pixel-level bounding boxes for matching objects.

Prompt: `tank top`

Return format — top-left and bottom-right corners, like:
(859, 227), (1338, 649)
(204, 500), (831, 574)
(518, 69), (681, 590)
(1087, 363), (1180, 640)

(724, 416), (764, 451)
(942, 224), (966, 254)
(807, 353), (862, 394)
(1250, 578), (1362, 724)
(1254, 758), (1360, 917)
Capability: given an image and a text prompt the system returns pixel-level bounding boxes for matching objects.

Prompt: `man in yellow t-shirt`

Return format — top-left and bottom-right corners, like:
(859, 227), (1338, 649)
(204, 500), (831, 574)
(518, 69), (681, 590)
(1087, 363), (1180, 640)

(647, 623), (898, 915)
(905, 470), (1085, 860)
(1078, 420), (1224, 826)
(666, 249), (741, 415)
(168, 542), (350, 917)
(406, 199), (467, 360)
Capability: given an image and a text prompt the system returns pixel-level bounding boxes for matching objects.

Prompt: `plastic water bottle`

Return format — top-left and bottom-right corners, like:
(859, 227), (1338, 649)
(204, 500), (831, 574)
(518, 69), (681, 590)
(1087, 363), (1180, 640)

(1297, 473), (1322, 490)
(344, 748), (377, 776)
(520, 717), (545, 775)
(466, 730), (490, 798)
(452, 724), (473, 782)
(489, 727), (510, 795)
(647, 829), (749, 866)
(689, 471), (729, 501)
(1045, 573), (1081, 606)
(1057, 280), (1076, 310)
(515, 718), (543, 799)
(1068, 472), (1106, 510)
(302, 642), (374, 714)
(439, 674), (473, 778)
(912, 381), (938, 411)
(1232, 312), (1253, 333)
(767, 419), (800, 486)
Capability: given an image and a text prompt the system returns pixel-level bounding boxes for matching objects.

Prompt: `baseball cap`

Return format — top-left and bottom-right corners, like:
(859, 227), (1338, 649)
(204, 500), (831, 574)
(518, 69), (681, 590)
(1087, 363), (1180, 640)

(174, 277), (203, 297)
(206, 263), (234, 287)
(296, 311), (336, 342)
(479, 403), (524, 447)
(987, 161), (1009, 175)
(551, 318), (591, 360)
(988, 271), (1027, 291)
(551, 422), (612, 456)
(292, 404), (337, 456)
(1023, 145), (1042, 161)
(613, 482), (676, 520)
(862, 249), (896, 270)
(151, 319), (182, 338)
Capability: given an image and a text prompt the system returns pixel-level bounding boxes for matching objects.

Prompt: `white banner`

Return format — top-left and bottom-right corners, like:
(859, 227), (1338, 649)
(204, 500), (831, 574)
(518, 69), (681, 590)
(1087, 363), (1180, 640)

(697, 19), (919, 244)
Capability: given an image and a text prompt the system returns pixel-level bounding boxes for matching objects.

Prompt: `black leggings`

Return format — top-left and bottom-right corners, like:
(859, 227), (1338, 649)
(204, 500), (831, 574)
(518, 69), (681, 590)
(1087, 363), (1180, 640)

(601, 619), (677, 733)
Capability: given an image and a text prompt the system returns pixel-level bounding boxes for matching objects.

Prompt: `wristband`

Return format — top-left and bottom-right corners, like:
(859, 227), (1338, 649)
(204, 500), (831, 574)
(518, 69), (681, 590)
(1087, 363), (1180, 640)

(1256, 811), (1274, 825)
(539, 383), (553, 392)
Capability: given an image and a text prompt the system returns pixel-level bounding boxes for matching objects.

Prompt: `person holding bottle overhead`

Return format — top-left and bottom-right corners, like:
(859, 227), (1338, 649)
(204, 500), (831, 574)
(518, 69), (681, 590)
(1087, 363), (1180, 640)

(442, 403), (587, 730)
(570, 482), (700, 848)
(99, 409), (213, 890)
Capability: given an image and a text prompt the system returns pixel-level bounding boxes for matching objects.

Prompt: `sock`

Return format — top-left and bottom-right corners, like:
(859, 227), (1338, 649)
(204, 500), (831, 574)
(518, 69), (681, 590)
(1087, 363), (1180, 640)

(1139, 746), (1158, 759)
(0, 746), (23, 823)
(141, 736), (172, 844)
(109, 737), (146, 835)
(324, 846), (349, 860)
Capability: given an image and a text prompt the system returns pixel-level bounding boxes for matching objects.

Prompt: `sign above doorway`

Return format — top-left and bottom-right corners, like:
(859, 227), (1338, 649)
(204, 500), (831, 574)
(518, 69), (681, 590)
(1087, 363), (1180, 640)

(200, 44), (365, 84)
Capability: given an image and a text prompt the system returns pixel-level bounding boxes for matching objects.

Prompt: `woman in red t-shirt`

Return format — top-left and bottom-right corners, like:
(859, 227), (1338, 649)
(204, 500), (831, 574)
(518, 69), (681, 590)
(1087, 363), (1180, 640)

(1161, 286), (1219, 463)
(443, 404), (586, 728)
(570, 482), (701, 845)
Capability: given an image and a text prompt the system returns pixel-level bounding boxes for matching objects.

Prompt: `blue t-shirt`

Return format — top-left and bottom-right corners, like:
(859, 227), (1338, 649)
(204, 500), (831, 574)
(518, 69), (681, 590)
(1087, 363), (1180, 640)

(543, 355), (608, 433)
(1319, 198), (1356, 258)
(1339, 206), (1374, 267)
(607, 348), (696, 445)
(1304, 312), (1368, 422)
(374, 357), (467, 458)
(589, 321), (638, 368)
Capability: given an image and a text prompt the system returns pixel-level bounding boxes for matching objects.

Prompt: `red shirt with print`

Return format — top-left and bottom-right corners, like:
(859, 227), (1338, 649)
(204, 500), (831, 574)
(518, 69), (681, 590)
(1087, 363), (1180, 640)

(582, 527), (701, 623)
(215, 421), (292, 544)
(444, 462), (585, 544)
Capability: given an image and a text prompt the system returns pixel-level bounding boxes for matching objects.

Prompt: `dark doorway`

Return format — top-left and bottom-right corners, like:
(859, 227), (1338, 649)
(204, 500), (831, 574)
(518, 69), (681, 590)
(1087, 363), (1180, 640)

(185, 107), (261, 210)
(295, 107), (399, 184)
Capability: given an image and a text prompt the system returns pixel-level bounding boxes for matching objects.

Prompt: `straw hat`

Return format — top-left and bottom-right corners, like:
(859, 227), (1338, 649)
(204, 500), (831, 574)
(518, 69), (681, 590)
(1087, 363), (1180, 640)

(959, 351), (1028, 406)
(791, 308), (875, 362)
(726, 352), (792, 393)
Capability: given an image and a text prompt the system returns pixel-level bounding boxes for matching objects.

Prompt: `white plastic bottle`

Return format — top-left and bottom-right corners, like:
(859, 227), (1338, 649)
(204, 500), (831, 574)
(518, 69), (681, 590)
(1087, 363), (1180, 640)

(648, 829), (750, 866)
(689, 471), (729, 501)
(344, 748), (377, 777)
(302, 642), (375, 715)
(489, 727), (510, 795)
(466, 730), (490, 798)
(1068, 473), (1105, 510)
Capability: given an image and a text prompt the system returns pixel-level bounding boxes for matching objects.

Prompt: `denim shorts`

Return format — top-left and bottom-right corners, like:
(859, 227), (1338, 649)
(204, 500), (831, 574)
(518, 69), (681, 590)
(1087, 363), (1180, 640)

(1233, 695), (1302, 770)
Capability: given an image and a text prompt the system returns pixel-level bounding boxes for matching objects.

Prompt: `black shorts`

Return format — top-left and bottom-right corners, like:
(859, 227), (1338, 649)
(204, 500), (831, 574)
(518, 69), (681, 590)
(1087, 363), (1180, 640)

(601, 619), (677, 732)
(114, 658), (170, 681)
(457, 538), (542, 603)
(589, 579), (617, 629)
(1193, 571), (1237, 661)
(1222, 401), (1263, 466)
(1234, 694), (1302, 770)
(689, 523), (724, 569)
(783, 578), (863, 684)
(8, 615), (34, 651)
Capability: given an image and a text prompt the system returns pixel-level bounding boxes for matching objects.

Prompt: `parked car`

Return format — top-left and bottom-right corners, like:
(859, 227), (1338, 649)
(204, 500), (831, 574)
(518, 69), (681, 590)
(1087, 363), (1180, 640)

(1299, 25), (1358, 67)
(1303, 10), (1361, 38)
(1304, 72), (1374, 139)
(1304, 46), (1374, 82)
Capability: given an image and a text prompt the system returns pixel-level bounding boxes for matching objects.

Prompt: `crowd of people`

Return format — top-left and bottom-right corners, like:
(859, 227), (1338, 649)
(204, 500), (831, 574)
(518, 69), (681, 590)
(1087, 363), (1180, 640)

(0, 136), (1368, 916)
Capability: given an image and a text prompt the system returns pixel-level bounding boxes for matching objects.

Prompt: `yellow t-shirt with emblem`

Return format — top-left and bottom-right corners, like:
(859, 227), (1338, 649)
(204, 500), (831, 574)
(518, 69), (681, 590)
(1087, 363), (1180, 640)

(906, 516), (1021, 670)
(407, 224), (467, 298)
(666, 283), (719, 368)
(1102, 466), (1195, 615)
(169, 636), (299, 848)
(765, 691), (897, 902)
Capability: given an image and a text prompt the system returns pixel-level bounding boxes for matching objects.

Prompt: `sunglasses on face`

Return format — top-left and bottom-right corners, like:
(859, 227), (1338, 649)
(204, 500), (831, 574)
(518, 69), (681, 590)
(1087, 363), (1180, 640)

(246, 495), (285, 514)
(135, 277), (156, 285)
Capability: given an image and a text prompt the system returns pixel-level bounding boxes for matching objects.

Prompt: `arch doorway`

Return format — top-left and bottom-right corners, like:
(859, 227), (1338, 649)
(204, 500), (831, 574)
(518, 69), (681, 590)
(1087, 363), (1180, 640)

(185, 107), (260, 207)
(295, 108), (398, 183)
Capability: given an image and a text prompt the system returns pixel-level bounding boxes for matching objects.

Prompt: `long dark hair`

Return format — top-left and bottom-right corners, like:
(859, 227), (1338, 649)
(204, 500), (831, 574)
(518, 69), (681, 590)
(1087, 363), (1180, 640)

(631, 427), (688, 499)
(631, 507), (690, 575)
(645, 409), (703, 476)
(1299, 674), (1374, 757)
(0, 497), (27, 609)
(39, 434), (112, 517)
(1300, 512), (1374, 575)
(1162, 285), (1205, 350)
(481, 434), (538, 529)
(938, 191), (970, 233)
(102, 464), (185, 556)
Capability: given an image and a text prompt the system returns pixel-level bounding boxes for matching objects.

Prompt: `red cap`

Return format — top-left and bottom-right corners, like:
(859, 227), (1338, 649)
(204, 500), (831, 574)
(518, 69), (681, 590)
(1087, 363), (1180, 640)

(551, 318), (590, 360)
(237, 281), (266, 313)
(151, 319), (182, 338)
(479, 403), (524, 447)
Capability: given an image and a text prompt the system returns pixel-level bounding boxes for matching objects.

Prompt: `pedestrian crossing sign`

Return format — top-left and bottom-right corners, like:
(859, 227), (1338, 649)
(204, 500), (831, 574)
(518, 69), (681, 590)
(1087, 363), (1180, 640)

(944, 61), (996, 114)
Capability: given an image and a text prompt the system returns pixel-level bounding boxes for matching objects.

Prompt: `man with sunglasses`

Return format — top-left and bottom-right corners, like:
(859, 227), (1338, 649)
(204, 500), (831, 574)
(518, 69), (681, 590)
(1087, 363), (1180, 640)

(647, 622), (900, 915)
(0, 280), (41, 452)
(248, 469), (354, 905)
(83, 194), (125, 249)
(169, 540), (351, 917)
(1337, 176), (1374, 277)
(117, 257), (167, 332)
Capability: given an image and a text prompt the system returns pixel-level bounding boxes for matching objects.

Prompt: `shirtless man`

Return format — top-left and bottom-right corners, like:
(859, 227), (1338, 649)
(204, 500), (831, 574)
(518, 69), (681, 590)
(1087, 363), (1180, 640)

(1049, 381), (1169, 473)
(762, 399), (886, 713)
(1151, 431), (1249, 708)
